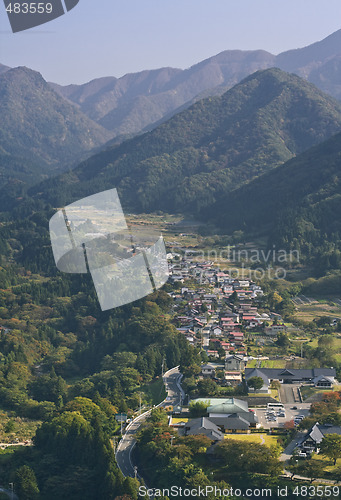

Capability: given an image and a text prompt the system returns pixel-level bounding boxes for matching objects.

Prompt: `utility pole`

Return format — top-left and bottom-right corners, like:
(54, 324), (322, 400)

(134, 466), (138, 480)
(9, 483), (14, 500)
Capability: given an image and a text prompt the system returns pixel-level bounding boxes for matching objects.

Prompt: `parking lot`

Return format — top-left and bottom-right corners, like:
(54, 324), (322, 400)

(254, 403), (311, 429)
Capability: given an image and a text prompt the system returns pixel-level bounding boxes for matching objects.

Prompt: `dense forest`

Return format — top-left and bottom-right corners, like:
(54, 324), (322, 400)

(0, 209), (200, 499)
(24, 68), (341, 214)
(203, 130), (341, 274)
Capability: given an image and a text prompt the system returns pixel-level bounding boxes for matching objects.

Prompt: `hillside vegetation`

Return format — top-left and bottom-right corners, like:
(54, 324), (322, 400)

(29, 69), (341, 214)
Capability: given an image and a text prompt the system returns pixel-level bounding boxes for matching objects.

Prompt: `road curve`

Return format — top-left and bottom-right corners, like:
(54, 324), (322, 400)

(115, 366), (184, 478)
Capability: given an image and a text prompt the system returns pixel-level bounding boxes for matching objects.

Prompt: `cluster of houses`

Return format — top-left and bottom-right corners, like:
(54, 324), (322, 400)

(169, 258), (285, 387)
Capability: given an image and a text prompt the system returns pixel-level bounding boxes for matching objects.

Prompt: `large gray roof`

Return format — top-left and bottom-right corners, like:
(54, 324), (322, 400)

(207, 398), (249, 414)
(302, 423), (341, 446)
(245, 367), (336, 381)
(301, 423), (325, 445)
(186, 417), (219, 431)
(185, 417), (224, 440)
(209, 414), (250, 430)
(245, 368), (270, 384)
(319, 424), (341, 436)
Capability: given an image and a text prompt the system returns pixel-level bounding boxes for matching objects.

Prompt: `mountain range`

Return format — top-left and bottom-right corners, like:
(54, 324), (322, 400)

(2, 30), (341, 145)
(0, 66), (111, 188)
(46, 29), (341, 139)
(29, 68), (341, 215)
(1, 29), (341, 193)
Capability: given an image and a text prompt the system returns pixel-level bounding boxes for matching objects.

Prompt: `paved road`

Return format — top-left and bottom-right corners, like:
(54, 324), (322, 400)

(280, 384), (300, 404)
(0, 486), (18, 500)
(280, 431), (305, 462)
(115, 366), (184, 478)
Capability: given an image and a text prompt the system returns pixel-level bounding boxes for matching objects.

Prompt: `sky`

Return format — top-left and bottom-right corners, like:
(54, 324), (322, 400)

(0, 0), (341, 85)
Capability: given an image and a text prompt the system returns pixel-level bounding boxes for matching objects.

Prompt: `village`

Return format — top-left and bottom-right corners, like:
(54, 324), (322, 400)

(165, 253), (340, 462)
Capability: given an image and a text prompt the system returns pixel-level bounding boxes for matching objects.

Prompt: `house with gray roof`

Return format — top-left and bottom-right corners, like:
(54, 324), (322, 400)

(207, 398), (249, 416)
(312, 375), (335, 388)
(208, 414), (251, 433)
(300, 423), (341, 453)
(225, 354), (245, 371)
(245, 368), (270, 393)
(245, 367), (336, 386)
(184, 417), (224, 441)
(191, 397), (258, 428)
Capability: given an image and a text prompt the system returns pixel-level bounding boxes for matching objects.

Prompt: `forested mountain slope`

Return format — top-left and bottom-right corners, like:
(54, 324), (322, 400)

(31, 68), (341, 214)
(0, 66), (111, 188)
(204, 131), (341, 272)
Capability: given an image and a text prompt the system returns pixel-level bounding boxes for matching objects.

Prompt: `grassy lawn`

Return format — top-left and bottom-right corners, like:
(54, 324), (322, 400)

(139, 377), (166, 406)
(270, 389), (280, 400)
(311, 454), (341, 476)
(224, 433), (279, 448)
(247, 389), (278, 399)
(246, 359), (287, 369)
(171, 418), (189, 424)
(259, 359), (287, 368)
(300, 384), (341, 402)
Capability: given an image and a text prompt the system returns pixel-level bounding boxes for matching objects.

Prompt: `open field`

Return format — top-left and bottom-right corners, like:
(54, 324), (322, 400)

(294, 300), (341, 322)
(224, 433), (279, 448)
(248, 389), (279, 400)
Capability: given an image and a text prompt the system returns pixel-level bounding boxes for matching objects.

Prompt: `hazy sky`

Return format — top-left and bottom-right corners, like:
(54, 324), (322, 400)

(1, 0), (341, 84)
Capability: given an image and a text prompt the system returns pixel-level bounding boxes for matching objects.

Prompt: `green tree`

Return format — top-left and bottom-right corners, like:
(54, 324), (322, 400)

(296, 458), (324, 483)
(270, 380), (281, 391)
(14, 465), (40, 500)
(276, 332), (290, 348)
(320, 434), (341, 465)
(4, 419), (15, 433)
(197, 378), (218, 397)
(189, 401), (209, 418)
(247, 376), (264, 392)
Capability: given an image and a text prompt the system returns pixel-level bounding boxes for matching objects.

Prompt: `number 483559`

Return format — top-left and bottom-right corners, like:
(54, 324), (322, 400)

(6, 3), (53, 14)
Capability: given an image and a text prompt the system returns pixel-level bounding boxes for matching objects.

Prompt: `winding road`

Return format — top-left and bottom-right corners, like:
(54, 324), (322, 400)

(115, 366), (184, 478)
